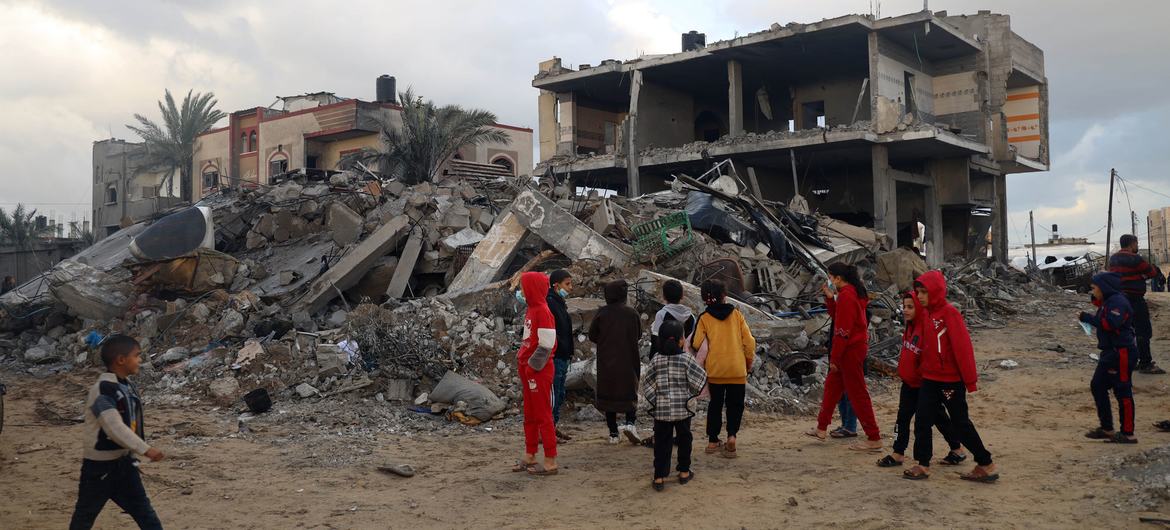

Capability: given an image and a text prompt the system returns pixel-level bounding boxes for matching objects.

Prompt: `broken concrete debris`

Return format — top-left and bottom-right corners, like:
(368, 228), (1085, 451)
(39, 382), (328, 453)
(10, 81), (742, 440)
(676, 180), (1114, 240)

(0, 163), (1052, 428)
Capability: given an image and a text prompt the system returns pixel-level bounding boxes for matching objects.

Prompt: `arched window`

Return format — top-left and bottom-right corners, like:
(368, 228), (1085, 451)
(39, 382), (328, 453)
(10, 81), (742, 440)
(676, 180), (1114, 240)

(201, 165), (220, 189)
(490, 155), (515, 176)
(249, 131), (258, 152)
(239, 133), (249, 154)
(268, 152), (289, 177)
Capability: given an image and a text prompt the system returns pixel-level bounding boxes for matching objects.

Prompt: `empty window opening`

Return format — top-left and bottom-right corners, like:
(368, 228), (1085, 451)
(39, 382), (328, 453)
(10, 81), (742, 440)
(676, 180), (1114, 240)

(801, 101), (825, 130)
(787, 119), (795, 133)
(202, 169), (219, 189)
(249, 131), (258, 152)
(105, 185), (118, 204)
(491, 156), (515, 176)
(694, 111), (725, 142)
(269, 157), (288, 177)
(239, 133), (248, 154)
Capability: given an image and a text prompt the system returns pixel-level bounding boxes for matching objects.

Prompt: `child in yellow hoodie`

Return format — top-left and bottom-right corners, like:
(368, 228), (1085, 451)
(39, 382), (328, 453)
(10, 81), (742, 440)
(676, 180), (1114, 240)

(691, 280), (756, 458)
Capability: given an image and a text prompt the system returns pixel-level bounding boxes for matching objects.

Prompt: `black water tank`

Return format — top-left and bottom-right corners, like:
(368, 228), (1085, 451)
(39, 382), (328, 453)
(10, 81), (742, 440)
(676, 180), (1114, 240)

(682, 31), (706, 52)
(376, 75), (396, 104)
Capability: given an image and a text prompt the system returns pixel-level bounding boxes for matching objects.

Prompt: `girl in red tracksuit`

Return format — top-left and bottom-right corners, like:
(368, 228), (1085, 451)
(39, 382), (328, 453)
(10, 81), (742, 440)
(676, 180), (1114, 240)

(904, 270), (998, 483)
(512, 271), (559, 476)
(876, 291), (966, 468)
(806, 263), (883, 451)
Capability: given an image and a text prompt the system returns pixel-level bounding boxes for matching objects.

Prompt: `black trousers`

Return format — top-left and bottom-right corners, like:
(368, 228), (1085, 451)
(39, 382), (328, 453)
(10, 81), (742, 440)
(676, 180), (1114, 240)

(605, 411), (636, 435)
(69, 457), (163, 530)
(913, 380), (992, 467)
(1091, 360), (1135, 435)
(892, 382), (962, 455)
(1127, 294), (1153, 366)
(707, 383), (746, 443)
(653, 418), (693, 478)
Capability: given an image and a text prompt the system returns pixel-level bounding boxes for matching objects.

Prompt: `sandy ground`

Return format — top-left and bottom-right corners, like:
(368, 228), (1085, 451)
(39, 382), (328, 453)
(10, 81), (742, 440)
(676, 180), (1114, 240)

(5, 292), (1170, 529)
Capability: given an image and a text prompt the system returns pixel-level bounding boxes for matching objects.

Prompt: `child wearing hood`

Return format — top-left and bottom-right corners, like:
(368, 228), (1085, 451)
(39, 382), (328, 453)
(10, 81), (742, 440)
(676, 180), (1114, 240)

(512, 272), (559, 476)
(905, 270), (998, 483)
(876, 291), (967, 468)
(650, 279), (696, 357)
(691, 280), (755, 458)
(1080, 272), (1139, 443)
(642, 320), (707, 491)
(589, 279), (643, 444)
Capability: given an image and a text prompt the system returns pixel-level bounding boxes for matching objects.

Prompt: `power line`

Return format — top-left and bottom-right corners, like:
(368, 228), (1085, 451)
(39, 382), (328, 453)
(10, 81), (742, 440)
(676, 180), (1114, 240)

(1117, 175), (1170, 203)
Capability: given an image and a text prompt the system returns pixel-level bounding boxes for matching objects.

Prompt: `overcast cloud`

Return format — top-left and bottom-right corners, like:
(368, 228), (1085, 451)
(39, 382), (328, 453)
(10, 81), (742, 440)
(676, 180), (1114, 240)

(1, 0), (1167, 248)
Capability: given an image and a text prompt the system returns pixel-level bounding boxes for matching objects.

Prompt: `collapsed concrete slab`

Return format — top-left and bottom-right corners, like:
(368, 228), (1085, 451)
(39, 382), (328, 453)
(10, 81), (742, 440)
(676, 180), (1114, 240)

(511, 190), (631, 265)
(295, 216), (410, 314)
(385, 232), (423, 299)
(48, 260), (133, 321)
(447, 211), (526, 293)
(326, 202), (364, 246)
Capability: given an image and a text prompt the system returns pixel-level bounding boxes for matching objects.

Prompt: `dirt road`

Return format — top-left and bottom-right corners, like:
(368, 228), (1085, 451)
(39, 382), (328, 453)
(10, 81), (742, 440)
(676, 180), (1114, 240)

(4, 291), (1170, 529)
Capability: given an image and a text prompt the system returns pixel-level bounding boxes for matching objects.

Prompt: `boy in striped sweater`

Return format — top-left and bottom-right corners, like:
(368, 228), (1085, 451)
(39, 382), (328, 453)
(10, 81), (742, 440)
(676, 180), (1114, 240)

(69, 335), (165, 530)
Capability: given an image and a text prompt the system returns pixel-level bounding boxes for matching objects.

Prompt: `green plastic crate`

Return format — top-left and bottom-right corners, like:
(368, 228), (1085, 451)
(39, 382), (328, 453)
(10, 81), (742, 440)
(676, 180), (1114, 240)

(632, 211), (695, 262)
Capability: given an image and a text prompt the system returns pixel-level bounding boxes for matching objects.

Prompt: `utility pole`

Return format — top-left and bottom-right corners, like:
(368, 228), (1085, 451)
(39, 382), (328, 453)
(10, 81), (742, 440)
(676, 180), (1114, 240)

(1104, 168), (1116, 269)
(1029, 210), (1038, 270)
(1132, 210), (1138, 239)
(1148, 215), (1154, 263)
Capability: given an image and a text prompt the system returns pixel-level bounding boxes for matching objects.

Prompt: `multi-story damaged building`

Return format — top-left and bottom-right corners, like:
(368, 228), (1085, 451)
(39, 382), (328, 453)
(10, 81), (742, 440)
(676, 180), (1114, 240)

(92, 139), (187, 238)
(191, 76), (532, 203)
(533, 10), (1048, 265)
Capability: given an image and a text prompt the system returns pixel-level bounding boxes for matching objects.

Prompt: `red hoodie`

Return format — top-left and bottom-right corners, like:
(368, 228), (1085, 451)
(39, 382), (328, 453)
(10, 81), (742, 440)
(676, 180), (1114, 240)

(517, 271), (557, 371)
(825, 284), (868, 361)
(915, 270), (978, 392)
(897, 291), (933, 388)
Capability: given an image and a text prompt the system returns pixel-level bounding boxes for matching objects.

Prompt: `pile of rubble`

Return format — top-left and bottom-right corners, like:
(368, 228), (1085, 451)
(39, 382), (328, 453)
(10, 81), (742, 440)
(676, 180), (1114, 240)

(0, 161), (1048, 426)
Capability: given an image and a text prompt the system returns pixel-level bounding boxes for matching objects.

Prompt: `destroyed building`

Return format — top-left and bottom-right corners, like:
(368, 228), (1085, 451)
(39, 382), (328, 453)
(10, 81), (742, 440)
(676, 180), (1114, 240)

(92, 139), (188, 238)
(190, 76), (532, 202)
(533, 10), (1048, 266)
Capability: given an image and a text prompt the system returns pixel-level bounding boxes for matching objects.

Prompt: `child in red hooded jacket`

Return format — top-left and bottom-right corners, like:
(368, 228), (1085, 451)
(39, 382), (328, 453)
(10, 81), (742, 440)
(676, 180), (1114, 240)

(876, 291), (966, 468)
(806, 263), (882, 452)
(512, 271), (559, 476)
(904, 270), (998, 483)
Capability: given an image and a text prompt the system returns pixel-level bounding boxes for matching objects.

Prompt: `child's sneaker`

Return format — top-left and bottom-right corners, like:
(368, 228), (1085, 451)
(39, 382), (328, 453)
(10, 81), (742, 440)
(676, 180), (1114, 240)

(622, 424), (642, 444)
(608, 434), (620, 445)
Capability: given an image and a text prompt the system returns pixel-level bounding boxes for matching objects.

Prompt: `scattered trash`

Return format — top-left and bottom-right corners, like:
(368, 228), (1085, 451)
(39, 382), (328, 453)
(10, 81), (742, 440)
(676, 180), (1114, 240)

(999, 360), (1019, 370)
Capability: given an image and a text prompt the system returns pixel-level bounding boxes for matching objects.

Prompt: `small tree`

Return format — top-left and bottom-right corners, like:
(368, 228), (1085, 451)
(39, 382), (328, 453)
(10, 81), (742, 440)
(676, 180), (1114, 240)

(127, 89), (227, 201)
(342, 89), (510, 184)
(0, 204), (40, 249)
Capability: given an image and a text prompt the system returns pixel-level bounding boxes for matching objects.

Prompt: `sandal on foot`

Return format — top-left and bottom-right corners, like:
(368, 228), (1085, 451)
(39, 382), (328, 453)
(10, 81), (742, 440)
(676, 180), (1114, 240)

(1084, 427), (1112, 440)
(1154, 420), (1170, 432)
(678, 471), (694, 485)
(803, 429), (827, 441)
(722, 440), (738, 459)
(1104, 432), (1138, 444)
(903, 466), (930, 480)
(512, 460), (536, 473)
(830, 427), (858, 438)
(960, 467), (1000, 483)
(940, 451), (968, 465)
(876, 455), (903, 468)
(527, 464), (559, 476)
(652, 478), (665, 492)
(705, 441), (723, 454)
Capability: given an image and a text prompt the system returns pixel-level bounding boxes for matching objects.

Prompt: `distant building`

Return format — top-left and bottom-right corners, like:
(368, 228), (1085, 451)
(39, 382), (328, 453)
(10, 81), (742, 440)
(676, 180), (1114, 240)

(92, 139), (186, 239)
(190, 76), (532, 202)
(1149, 207), (1170, 266)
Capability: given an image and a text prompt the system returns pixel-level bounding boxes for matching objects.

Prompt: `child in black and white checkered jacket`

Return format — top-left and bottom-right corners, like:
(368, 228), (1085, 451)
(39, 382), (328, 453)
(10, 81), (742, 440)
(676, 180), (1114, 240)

(641, 320), (707, 491)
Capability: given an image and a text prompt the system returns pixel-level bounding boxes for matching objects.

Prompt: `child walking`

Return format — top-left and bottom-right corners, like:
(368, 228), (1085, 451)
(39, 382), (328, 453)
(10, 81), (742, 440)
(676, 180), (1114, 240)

(905, 270), (998, 483)
(642, 320), (707, 491)
(807, 262), (882, 451)
(691, 279), (756, 458)
(1081, 272), (1139, 443)
(589, 279), (643, 444)
(69, 335), (165, 530)
(877, 291), (967, 468)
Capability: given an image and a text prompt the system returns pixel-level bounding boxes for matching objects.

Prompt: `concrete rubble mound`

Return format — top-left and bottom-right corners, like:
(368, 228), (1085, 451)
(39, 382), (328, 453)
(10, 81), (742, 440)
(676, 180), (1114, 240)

(0, 165), (1052, 424)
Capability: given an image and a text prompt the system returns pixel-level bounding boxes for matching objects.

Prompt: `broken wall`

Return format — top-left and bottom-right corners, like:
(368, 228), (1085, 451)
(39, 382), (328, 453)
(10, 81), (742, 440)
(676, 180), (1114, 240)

(875, 34), (936, 122)
(574, 99), (626, 155)
(636, 81), (695, 149)
(792, 75), (870, 129)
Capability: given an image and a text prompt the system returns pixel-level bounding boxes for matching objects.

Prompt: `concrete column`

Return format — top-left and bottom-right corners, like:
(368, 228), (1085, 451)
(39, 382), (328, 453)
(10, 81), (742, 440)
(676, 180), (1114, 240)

(925, 183), (944, 267)
(555, 92), (576, 156)
(727, 60), (744, 137)
(537, 90), (557, 162)
(626, 70), (643, 197)
(992, 173), (1009, 262)
(871, 144), (896, 248)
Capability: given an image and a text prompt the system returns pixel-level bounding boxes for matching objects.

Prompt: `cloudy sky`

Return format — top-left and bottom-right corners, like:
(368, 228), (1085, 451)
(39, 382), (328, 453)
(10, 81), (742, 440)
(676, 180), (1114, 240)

(1, 0), (1167, 248)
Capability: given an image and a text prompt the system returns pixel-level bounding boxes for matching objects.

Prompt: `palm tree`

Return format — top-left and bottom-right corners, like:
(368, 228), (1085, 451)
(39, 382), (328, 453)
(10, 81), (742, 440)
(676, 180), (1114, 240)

(127, 89), (227, 201)
(0, 204), (41, 249)
(341, 89), (510, 184)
